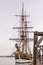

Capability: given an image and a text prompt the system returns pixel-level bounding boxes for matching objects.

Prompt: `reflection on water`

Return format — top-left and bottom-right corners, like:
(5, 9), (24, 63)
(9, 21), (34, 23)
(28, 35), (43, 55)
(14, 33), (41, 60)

(0, 57), (32, 65)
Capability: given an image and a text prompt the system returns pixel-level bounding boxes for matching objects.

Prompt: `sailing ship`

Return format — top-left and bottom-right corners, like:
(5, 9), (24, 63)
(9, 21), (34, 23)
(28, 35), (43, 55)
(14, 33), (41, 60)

(9, 3), (33, 62)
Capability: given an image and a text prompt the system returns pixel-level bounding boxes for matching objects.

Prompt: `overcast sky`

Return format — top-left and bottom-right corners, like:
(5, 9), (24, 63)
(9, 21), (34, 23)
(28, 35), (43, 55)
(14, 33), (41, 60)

(0, 0), (43, 55)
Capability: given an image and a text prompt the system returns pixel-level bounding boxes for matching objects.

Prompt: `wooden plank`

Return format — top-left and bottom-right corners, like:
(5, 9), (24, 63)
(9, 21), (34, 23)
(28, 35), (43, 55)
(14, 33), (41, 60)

(33, 35), (38, 65)
(35, 36), (43, 48)
(34, 31), (43, 36)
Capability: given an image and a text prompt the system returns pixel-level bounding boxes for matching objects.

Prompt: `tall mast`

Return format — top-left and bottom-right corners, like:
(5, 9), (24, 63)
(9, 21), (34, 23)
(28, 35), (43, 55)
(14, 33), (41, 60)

(9, 3), (33, 55)
(21, 2), (24, 53)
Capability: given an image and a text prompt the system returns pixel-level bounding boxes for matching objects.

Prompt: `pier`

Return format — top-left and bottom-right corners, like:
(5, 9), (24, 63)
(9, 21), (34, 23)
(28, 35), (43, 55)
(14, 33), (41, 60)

(33, 31), (43, 65)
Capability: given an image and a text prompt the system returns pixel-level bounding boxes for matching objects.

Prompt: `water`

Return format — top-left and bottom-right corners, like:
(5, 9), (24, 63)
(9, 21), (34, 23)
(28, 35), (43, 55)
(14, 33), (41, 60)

(0, 57), (15, 65)
(0, 57), (32, 65)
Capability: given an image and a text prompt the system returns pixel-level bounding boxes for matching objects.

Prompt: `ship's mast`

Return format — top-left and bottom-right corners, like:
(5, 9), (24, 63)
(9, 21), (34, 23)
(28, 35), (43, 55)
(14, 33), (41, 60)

(20, 2), (25, 53)
(9, 3), (33, 55)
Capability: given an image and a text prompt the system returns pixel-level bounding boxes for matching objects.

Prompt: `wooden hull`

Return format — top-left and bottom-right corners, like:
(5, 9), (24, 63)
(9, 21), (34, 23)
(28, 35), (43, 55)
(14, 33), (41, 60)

(15, 52), (32, 60)
(15, 59), (32, 64)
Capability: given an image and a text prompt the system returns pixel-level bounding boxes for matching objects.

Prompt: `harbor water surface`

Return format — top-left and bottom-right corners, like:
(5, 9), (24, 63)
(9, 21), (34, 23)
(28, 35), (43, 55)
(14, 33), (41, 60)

(0, 57), (31, 65)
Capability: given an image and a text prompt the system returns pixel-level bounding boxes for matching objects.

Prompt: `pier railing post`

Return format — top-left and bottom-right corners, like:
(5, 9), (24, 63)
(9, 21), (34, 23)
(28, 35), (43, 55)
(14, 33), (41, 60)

(33, 32), (38, 65)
